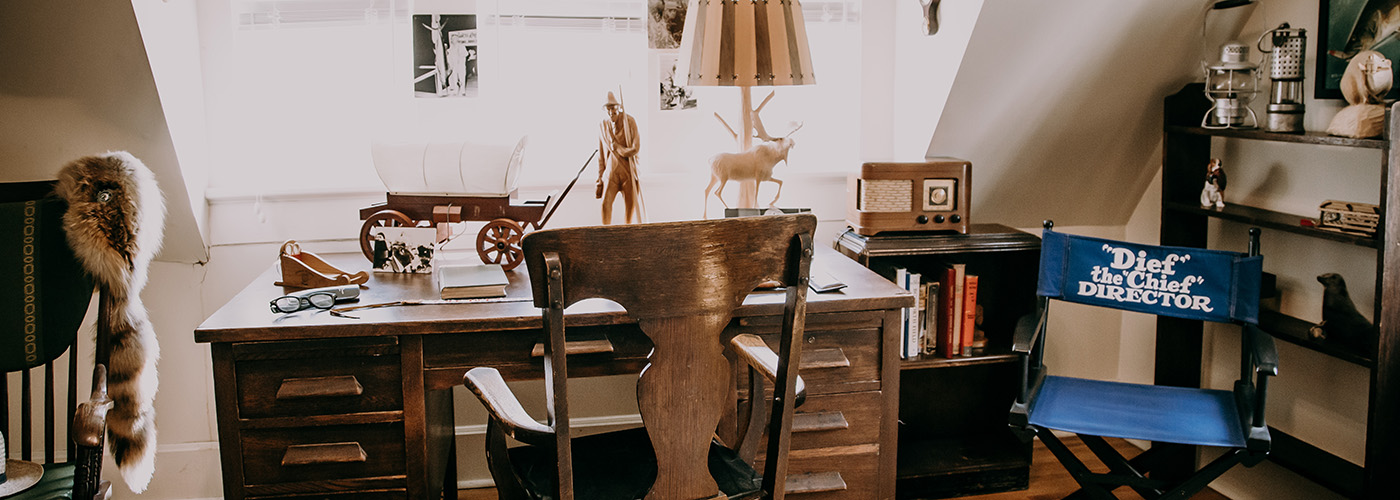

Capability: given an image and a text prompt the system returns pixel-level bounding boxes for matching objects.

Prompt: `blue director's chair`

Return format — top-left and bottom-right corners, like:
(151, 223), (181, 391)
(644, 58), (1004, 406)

(1009, 221), (1276, 499)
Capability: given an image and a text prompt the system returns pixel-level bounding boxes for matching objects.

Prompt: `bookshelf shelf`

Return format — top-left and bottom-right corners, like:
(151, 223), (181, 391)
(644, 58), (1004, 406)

(1162, 201), (1379, 249)
(899, 352), (1019, 371)
(836, 224), (1040, 498)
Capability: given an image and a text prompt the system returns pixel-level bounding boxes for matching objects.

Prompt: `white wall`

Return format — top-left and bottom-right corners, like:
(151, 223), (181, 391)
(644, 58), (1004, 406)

(0, 0), (208, 265)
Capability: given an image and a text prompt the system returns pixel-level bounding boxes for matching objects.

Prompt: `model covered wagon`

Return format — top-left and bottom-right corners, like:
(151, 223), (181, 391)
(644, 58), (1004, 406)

(359, 138), (588, 271)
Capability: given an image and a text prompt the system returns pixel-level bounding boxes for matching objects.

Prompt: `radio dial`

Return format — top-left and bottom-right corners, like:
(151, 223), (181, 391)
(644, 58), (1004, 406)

(933, 215), (945, 223)
(950, 214), (961, 223)
(917, 215), (929, 224)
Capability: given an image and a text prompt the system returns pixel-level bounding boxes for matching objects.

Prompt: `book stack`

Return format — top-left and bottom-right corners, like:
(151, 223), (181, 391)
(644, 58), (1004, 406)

(435, 263), (509, 299)
(894, 264), (980, 359)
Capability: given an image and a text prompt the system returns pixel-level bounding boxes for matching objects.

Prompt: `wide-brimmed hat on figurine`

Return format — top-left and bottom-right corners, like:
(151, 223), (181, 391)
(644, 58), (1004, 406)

(603, 91), (620, 108)
(1, 431), (46, 497)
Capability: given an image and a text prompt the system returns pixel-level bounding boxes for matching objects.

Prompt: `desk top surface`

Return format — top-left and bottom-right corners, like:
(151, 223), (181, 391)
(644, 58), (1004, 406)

(195, 246), (911, 344)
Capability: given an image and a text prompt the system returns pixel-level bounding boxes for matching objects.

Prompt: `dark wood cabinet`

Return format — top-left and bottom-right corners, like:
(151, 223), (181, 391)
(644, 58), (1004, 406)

(1161, 84), (1400, 499)
(834, 224), (1040, 499)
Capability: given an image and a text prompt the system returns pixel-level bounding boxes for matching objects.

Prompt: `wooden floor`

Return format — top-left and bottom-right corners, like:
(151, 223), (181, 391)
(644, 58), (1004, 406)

(457, 436), (1228, 500)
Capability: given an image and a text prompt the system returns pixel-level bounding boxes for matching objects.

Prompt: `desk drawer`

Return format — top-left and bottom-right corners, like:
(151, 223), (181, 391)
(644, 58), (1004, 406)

(423, 324), (655, 379)
(237, 355), (403, 419)
(242, 423), (406, 486)
(759, 446), (879, 499)
(735, 327), (882, 396)
(790, 391), (881, 450)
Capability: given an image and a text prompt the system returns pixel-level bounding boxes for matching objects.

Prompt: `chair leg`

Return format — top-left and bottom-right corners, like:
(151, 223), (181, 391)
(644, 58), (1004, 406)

(1158, 449), (1246, 499)
(1078, 435), (1167, 498)
(484, 420), (530, 500)
(445, 438), (459, 500)
(1035, 429), (1119, 500)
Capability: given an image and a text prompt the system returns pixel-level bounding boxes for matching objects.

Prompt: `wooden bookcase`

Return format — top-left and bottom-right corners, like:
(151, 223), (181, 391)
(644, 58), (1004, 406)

(1161, 84), (1400, 499)
(834, 224), (1040, 499)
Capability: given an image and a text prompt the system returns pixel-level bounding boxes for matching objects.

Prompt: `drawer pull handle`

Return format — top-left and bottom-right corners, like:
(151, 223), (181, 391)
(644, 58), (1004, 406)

(276, 375), (364, 400)
(800, 348), (850, 370)
(792, 411), (849, 433)
(281, 442), (367, 466)
(531, 339), (615, 358)
(785, 471), (846, 494)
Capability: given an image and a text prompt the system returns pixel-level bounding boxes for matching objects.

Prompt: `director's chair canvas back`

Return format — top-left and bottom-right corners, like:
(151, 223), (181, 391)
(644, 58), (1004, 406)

(1009, 221), (1276, 500)
(465, 214), (816, 500)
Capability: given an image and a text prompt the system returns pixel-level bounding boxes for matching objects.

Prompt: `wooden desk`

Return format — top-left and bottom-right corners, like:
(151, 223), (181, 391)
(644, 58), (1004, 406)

(195, 249), (911, 500)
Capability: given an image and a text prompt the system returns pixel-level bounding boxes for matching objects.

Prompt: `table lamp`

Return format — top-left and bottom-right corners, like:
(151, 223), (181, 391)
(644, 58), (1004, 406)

(677, 0), (816, 208)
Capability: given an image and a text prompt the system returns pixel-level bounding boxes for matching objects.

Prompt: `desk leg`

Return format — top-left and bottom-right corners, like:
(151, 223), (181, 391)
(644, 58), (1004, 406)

(879, 308), (901, 500)
(404, 335), (457, 500)
(210, 343), (247, 500)
(403, 335), (430, 499)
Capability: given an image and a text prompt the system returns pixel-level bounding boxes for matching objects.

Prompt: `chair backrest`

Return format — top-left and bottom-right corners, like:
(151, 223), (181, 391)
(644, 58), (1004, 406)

(1037, 226), (1262, 324)
(1, 181), (96, 464)
(521, 213), (816, 500)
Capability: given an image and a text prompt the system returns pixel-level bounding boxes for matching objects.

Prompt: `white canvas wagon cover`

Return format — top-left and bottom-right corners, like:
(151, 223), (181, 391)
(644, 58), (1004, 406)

(371, 136), (527, 196)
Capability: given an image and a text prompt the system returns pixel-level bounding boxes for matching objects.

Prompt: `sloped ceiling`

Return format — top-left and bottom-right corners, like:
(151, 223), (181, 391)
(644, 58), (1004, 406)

(928, 0), (1209, 228)
(0, 0), (207, 263)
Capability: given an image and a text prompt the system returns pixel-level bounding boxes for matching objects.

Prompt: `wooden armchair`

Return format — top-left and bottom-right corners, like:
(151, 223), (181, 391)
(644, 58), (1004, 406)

(2, 181), (112, 500)
(465, 214), (817, 499)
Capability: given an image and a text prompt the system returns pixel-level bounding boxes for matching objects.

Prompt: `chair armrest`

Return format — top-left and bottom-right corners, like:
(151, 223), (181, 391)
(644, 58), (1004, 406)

(730, 334), (806, 407)
(72, 365), (112, 448)
(1011, 301), (1047, 354)
(1246, 324), (1278, 376)
(463, 367), (554, 446)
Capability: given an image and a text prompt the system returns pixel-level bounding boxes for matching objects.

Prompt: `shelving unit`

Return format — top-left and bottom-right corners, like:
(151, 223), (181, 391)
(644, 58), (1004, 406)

(1161, 84), (1399, 499)
(835, 224), (1040, 499)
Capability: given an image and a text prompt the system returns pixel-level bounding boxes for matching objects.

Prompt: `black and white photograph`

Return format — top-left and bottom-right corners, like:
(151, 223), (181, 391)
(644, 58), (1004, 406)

(413, 13), (478, 98)
(370, 226), (437, 273)
(658, 51), (697, 110)
(647, 0), (687, 49)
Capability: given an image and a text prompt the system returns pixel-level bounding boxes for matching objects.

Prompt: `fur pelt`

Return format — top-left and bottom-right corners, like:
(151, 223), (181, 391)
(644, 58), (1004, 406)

(55, 151), (165, 493)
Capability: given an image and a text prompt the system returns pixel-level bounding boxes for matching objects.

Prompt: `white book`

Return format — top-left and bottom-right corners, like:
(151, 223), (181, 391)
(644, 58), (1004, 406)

(895, 268), (909, 359)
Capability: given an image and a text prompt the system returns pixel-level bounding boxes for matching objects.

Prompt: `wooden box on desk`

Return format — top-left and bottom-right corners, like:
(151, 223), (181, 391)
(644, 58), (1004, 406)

(834, 224), (1040, 499)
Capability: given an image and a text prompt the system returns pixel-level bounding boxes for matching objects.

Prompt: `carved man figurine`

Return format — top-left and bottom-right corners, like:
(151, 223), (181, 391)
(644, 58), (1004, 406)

(596, 91), (644, 224)
(1200, 158), (1227, 209)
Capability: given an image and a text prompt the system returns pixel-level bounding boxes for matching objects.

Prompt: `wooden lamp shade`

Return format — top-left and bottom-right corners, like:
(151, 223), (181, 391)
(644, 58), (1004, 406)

(677, 0), (816, 88)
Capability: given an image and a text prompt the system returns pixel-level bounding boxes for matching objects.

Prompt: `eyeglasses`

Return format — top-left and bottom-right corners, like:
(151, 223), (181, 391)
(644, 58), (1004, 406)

(269, 292), (337, 314)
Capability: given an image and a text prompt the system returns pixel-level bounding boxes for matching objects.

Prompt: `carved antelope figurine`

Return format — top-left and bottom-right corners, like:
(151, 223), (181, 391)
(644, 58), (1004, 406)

(704, 92), (803, 217)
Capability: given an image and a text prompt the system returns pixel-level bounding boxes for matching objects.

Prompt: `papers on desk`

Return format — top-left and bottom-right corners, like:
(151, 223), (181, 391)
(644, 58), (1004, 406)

(435, 263), (508, 299)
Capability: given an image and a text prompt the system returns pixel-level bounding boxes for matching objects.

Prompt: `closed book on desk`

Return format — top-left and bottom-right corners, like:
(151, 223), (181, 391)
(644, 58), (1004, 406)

(437, 264), (508, 299)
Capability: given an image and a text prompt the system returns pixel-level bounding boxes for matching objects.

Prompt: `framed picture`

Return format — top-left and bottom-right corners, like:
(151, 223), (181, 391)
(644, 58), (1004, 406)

(413, 13), (479, 98)
(1316, 0), (1400, 100)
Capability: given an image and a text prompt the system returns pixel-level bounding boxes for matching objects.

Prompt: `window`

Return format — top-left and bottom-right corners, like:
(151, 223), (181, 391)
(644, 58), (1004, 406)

(206, 0), (863, 195)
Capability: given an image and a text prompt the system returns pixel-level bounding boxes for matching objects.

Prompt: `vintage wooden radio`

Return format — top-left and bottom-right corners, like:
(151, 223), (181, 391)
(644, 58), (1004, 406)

(847, 159), (970, 236)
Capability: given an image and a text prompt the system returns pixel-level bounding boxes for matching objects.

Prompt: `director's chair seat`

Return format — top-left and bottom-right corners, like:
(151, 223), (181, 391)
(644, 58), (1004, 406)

(1028, 377), (1245, 449)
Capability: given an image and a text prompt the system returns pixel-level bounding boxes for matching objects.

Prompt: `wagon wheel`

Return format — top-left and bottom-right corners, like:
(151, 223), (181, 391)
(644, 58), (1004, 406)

(477, 219), (526, 271)
(360, 210), (416, 261)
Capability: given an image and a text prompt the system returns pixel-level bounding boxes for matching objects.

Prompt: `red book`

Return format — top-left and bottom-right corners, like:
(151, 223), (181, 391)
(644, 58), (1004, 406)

(961, 275), (979, 357)
(937, 264), (962, 358)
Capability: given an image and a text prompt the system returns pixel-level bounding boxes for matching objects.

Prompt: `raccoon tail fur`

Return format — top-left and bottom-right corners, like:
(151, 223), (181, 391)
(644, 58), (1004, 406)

(56, 151), (165, 493)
